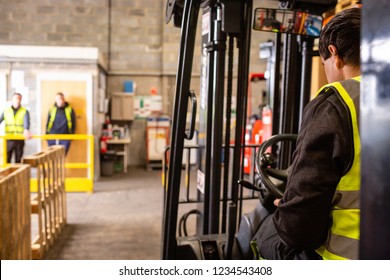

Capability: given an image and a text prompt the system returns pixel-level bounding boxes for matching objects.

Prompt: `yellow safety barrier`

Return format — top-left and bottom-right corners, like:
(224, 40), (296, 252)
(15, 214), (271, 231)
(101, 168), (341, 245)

(0, 164), (32, 260)
(0, 134), (94, 192)
(22, 146), (66, 259)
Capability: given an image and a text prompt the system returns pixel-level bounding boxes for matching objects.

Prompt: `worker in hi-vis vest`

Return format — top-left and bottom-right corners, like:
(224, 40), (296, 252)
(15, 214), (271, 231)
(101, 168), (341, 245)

(46, 92), (76, 155)
(251, 7), (362, 260)
(0, 93), (32, 163)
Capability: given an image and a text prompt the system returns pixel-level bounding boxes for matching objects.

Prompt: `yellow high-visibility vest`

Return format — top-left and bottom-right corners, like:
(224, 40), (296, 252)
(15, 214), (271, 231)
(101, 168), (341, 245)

(316, 76), (361, 260)
(4, 107), (27, 135)
(47, 106), (73, 133)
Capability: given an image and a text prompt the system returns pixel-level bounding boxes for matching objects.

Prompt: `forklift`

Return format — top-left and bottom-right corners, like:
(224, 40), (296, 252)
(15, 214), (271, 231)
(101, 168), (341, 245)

(162, 0), (390, 260)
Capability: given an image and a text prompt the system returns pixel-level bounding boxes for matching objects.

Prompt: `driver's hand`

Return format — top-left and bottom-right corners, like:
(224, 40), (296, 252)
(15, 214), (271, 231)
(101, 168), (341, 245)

(274, 198), (281, 207)
(23, 129), (32, 140)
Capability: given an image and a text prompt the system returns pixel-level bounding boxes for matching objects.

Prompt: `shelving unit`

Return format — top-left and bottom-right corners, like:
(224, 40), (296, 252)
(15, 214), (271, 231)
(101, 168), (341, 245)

(106, 138), (131, 173)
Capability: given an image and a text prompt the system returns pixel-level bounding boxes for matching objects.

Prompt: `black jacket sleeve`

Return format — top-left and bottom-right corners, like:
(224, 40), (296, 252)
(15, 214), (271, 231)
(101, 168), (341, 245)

(24, 110), (30, 130)
(71, 107), (76, 134)
(273, 89), (353, 250)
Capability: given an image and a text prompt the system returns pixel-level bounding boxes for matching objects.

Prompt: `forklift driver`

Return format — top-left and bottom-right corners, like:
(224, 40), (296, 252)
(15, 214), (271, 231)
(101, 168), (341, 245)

(252, 7), (361, 260)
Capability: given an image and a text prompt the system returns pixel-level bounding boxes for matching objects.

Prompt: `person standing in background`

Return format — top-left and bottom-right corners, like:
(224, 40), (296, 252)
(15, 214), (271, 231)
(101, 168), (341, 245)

(0, 93), (32, 163)
(46, 92), (76, 155)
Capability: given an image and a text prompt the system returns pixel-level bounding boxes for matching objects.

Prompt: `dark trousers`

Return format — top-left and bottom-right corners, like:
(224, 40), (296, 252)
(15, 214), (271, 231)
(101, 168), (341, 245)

(252, 206), (322, 260)
(7, 140), (25, 163)
(47, 140), (71, 155)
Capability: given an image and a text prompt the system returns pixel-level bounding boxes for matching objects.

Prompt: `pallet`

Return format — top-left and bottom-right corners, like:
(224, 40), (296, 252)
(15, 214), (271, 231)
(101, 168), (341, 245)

(0, 164), (32, 260)
(22, 145), (66, 259)
(146, 160), (163, 171)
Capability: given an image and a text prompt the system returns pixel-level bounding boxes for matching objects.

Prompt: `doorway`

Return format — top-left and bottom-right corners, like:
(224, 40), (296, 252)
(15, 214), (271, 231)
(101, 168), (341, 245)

(37, 73), (93, 178)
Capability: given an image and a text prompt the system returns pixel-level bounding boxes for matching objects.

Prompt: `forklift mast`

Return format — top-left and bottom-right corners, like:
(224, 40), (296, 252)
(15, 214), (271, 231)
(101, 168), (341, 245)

(162, 0), (337, 260)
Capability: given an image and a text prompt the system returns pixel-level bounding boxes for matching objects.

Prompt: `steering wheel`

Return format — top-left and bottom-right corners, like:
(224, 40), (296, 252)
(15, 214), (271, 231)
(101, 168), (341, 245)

(255, 134), (298, 198)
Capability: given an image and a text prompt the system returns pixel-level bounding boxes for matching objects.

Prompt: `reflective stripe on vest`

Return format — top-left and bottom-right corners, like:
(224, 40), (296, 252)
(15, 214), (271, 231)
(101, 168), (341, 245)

(316, 76), (361, 260)
(47, 106), (73, 133)
(4, 107), (27, 135)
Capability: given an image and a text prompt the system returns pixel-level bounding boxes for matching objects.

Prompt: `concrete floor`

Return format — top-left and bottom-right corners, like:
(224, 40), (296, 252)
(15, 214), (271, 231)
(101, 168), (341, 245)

(44, 167), (165, 260)
(43, 166), (259, 260)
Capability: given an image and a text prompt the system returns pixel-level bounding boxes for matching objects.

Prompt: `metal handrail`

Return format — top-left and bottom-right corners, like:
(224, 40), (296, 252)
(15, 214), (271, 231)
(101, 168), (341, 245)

(0, 134), (94, 192)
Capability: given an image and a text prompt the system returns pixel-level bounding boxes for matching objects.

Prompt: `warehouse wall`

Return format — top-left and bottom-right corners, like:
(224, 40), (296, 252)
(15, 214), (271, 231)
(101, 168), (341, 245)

(0, 0), (275, 166)
(0, 0), (109, 53)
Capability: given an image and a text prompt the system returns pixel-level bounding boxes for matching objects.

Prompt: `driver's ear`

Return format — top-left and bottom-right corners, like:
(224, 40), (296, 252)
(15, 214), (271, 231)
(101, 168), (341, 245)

(328, 45), (344, 69)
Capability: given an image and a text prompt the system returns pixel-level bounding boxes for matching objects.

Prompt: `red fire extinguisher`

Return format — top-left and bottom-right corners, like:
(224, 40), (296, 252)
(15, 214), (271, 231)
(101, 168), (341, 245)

(100, 136), (108, 154)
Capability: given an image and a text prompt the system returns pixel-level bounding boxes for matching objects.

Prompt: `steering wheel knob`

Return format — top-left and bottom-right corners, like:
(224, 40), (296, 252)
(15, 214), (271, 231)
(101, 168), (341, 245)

(260, 153), (275, 168)
(255, 134), (298, 199)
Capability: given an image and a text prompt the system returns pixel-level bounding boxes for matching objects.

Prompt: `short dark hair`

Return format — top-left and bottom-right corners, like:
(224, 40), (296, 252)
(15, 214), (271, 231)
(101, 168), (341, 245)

(56, 92), (64, 98)
(319, 8), (361, 67)
(13, 92), (22, 98)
